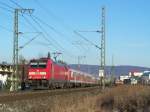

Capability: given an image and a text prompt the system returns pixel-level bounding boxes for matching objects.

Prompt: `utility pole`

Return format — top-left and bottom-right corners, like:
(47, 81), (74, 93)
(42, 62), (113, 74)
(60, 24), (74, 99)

(74, 7), (106, 89)
(99, 7), (106, 89)
(10, 9), (34, 91)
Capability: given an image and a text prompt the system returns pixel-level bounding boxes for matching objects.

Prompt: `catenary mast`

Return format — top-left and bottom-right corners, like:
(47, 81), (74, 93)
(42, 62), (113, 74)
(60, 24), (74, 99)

(10, 9), (34, 91)
(99, 7), (106, 89)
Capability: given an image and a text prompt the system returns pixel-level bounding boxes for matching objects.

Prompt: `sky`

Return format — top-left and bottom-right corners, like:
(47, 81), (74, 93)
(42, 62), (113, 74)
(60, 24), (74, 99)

(0, 0), (150, 67)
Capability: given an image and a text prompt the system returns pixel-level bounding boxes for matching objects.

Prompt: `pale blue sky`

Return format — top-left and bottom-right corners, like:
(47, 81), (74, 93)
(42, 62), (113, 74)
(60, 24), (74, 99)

(0, 0), (150, 67)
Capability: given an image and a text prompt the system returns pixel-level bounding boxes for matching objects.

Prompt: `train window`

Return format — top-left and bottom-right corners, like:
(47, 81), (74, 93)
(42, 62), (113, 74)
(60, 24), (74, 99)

(39, 62), (47, 68)
(30, 62), (38, 68)
(30, 61), (47, 68)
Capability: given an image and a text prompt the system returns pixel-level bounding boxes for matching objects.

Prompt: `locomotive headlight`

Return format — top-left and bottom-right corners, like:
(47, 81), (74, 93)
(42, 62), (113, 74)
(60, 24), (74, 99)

(29, 72), (35, 75)
(28, 76), (32, 79)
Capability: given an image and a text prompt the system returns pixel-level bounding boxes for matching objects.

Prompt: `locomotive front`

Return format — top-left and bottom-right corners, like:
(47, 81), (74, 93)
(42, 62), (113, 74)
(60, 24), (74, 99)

(28, 58), (51, 88)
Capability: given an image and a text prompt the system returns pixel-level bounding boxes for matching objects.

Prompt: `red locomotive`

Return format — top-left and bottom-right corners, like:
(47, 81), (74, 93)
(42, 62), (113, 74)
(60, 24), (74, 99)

(28, 57), (97, 89)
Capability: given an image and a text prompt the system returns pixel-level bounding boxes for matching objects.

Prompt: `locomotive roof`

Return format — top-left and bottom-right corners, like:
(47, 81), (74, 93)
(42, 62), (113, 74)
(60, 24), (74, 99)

(30, 58), (69, 68)
(30, 58), (48, 61)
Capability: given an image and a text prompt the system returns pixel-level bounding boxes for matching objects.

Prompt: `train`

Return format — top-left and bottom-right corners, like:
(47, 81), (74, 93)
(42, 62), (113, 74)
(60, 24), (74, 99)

(28, 57), (98, 89)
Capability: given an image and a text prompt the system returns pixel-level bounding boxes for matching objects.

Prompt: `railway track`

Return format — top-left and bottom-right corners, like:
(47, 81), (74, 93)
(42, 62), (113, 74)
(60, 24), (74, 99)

(0, 86), (100, 103)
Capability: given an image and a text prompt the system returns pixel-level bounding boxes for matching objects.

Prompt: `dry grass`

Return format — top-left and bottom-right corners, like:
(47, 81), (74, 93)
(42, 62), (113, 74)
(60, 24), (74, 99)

(1, 85), (150, 112)
(96, 85), (150, 112)
(0, 90), (99, 112)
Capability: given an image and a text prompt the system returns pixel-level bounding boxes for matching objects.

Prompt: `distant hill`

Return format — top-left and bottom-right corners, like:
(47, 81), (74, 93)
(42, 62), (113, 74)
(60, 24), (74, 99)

(69, 64), (150, 78)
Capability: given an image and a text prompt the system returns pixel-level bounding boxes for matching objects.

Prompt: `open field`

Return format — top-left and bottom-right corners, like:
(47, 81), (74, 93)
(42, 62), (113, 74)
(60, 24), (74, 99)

(0, 88), (100, 112)
(96, 85), (150, 112)
(0, 85), (150, 112)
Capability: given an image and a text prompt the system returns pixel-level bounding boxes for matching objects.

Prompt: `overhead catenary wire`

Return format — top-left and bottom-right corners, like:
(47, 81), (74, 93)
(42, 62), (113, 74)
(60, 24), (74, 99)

(30, 15), (65, 51)
(10, 0), (90, 57)
(10, 7), (56, 50)
(2, 0), (73, 66)
(0, 4), (51, 48)
(0, 1), (57, 54)
(31, 15), (87, 53)
(0, 6), (13, 13)
(33, 0), (78, 43)
(6, 0), (90, 63)
(33, 0), (97, 55)
(74, 31), (101, 50)
(21, 15), (58, 51)
(0, 4), (35, 34)
(9, 0), (77, 58)
(0, 25), (13, 32)
(21, 15), (60, 52)
(2, 1), (79, 53)
(19, 32), (42, 50)
(32, 0), (90, 58)
(19, 33), (52, 48)
(27, 10), (76, 57)
(8, 0), (64, 47)
(0, 1), (14, 9)
(9, 0), (22, 8)
(34, 0), (100, 49)
(33, 41), (52, 46)
(34, 0), (75, 32)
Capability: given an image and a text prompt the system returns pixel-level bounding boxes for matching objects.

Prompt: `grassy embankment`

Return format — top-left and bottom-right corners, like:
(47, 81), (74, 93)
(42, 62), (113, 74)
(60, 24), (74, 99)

(96, 85), (150, 112)
(1, 85), (150, 112)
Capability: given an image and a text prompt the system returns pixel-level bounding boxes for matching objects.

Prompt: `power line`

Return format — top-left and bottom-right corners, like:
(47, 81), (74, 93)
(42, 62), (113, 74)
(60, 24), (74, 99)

(26, 14), (76, 58)
(0, 1), (57, 55)
(0, 1), (57, 53)
(0, 25), (13, 32)
(34, 0), (92, 60)
(10, 0), (75, 54)
(0, 1), (14, 9)
(0, 3), (35, 34)
(0, 5), (13, 13)
(20, 15), (59, 51)
(32, 15), (85, 54)
(72, 40), (89, 52)
(33, 41), (52, 46)
(19, 32), (42, 50)
(33, 0), (81, 43)
(34, 0), (101, 64)
(30, 15), (64, 50)
(8, 0), (58, 47)
(34, 0), (75, 32)
(19, 33), (52, 47)
(32, 15), (62, 36)
(34, 0), (99, 53)
(74, 31), (101, 50)
(9, 0), (80, 61)
(33, 0), (87, 53)
(9, 0), (22, 8)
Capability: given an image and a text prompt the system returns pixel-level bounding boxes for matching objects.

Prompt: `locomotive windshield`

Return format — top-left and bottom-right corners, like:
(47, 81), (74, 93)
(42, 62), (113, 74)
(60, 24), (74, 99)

(30, 62), (38, 68)
(30, 60), (47, 68)
(39, 62), (47, 68)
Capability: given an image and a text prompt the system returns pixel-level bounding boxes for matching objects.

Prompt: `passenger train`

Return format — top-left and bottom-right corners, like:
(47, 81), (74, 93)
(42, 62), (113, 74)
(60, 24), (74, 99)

(28, 57), (98, 89)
